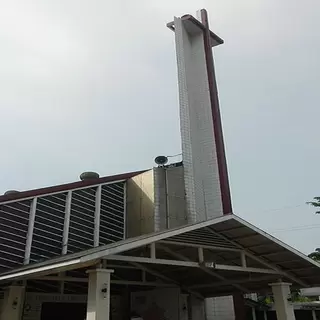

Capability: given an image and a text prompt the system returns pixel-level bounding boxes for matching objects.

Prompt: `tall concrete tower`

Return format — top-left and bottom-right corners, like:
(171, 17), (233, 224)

(167, 10), (232, 223)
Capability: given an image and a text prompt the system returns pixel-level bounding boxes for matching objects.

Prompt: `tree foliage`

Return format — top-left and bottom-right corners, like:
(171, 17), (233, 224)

(258, 291), (310, 304)
(290, 290), (311, 302)
(306, 199), (320, 261)
(306, 197), (320, 214)
(308, 249), (320, 262)
(257, 199), (320, 306)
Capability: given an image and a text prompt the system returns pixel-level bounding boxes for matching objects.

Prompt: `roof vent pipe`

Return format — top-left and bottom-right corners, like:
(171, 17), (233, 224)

(80, 171), (100, 181)
(4, 190), (20, 195)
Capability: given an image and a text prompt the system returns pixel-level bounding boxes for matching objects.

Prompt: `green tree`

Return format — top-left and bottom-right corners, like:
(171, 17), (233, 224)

(308, 249), (320, 262)
(258, 291), (310, 304)
(306, 197), (320, 214)
(306, 199), (320, 262)
(290, 290), (310, 302)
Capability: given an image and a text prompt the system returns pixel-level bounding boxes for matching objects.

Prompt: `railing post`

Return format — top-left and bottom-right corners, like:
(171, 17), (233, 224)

(24, 197), (37, 264)
(94, 185), (102, 247)
(123, 182), (127, 239)
(62, 191), (72, 255)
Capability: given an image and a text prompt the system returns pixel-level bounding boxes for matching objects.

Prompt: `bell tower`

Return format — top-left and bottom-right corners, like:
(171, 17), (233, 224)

(167, 9), (232, 223)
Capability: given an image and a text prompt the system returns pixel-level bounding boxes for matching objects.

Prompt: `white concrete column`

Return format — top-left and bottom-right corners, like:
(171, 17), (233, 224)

(0, 285), (25, 320)
(86, 269), (114, 320)
(269, 282), (296, 320)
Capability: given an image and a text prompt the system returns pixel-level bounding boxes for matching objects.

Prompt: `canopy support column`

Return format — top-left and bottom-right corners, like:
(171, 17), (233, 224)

(269, 282), (296, 320)
(86, 268), (114, 320)
(0, 285), (25, 320)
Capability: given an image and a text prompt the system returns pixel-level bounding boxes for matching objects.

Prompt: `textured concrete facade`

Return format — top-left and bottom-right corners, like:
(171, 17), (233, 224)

(126, 166), (187, 237)
(153, 167), (167, 231)
(173, 16), (223, 223)
(126, 170), (155, 238)
(155, 165), (187, 230)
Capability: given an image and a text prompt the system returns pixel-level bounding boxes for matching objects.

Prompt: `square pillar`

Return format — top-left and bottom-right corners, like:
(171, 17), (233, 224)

(86, 269), (114, 320)
(0, 285), (25, 320)
(269, 282), (296, 320)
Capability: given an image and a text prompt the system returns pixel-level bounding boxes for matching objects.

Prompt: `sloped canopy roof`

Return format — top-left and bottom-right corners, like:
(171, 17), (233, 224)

(1, 214), (319, 297)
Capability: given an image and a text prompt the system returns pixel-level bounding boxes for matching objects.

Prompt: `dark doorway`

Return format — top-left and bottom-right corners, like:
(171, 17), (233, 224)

(41, 302), (87, 320)
(294, 310), (313, 320)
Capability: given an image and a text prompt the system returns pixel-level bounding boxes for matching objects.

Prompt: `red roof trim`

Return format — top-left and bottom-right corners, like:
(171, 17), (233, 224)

(0, 169), (148, 203)
(181, 14), (224, 45)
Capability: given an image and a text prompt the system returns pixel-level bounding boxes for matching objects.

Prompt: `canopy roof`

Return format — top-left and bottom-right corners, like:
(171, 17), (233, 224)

(1, 214), (319, 297)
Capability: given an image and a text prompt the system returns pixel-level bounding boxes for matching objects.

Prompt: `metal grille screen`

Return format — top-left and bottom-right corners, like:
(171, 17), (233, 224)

(100, 182), (125, 245)
(30, 193), (67, 263)
(68, 187), (96, 254)
(0, 181), (126, 272)
(0, 200), (31, 272)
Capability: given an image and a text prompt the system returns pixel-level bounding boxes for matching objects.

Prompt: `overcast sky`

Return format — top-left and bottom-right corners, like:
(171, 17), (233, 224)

(0, 0), (319, 254)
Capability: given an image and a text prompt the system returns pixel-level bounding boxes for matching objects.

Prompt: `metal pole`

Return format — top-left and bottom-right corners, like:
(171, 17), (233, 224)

(94, 185), (102, 247)
(62, 191), (72, 254)
(24, 197), (37, 264)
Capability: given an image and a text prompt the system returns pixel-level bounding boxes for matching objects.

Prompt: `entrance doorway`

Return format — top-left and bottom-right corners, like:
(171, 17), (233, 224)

(41, 302), (87, 320)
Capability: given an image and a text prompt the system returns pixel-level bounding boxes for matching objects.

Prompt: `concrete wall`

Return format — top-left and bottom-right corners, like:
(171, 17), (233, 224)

(153, 167), (167, 232)
(154, 165), (187, 231)
(165, 166), (188, 228)
(126, 166), (187, 237)
(126, 170), (155, 238)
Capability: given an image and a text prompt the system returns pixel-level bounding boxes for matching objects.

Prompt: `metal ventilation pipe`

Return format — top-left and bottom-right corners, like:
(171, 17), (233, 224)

(80, 172), (100, 181)
(4, 190), (20, 195)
